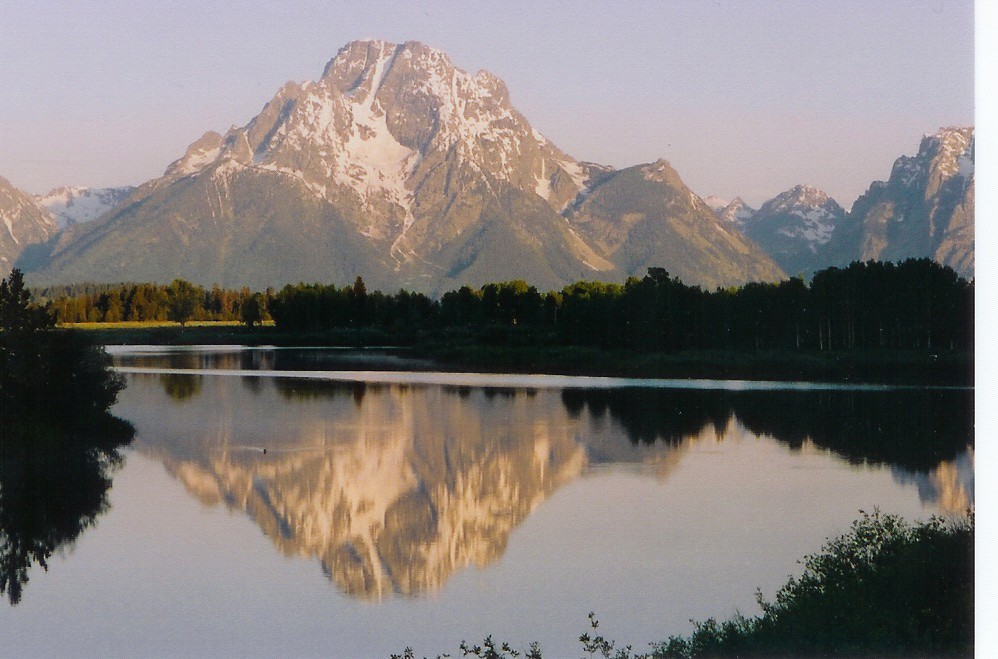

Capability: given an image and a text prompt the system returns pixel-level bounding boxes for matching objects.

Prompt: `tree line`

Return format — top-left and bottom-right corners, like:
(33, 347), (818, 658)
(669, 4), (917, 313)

(37, 281), (272, 326)
(2, 269), (128, 425)
(36, 258), (973, 351)
(268, 259), (972, 351)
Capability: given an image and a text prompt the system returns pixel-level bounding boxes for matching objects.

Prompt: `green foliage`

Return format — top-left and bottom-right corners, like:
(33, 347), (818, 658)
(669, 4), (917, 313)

(657, 510), (974, 657)
(37, 259), (973, 358)
(392, 512), (973, 658)
(40, 280), (270, 325)
(0, 269), (125, 428)
(240, 293), (266, 328)
(0, 268), (51, 332)
(0, 268), (136, 605)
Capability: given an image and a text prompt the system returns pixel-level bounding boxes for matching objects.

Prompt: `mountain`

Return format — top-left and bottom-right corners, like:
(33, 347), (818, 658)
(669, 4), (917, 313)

(569, 161), (785, 288)
(701, 195), (729, 212)
(37, 185), (135, 229)
(821, 127), (974, 279)
(28, 39), (784, 292)
(0, 176), (58, 271)
(739, 185), (846, 276)
(715, 197), (755, 226)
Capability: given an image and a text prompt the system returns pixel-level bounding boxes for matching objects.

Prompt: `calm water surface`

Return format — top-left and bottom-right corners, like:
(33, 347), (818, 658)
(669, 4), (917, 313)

(1, 347), (973, 657)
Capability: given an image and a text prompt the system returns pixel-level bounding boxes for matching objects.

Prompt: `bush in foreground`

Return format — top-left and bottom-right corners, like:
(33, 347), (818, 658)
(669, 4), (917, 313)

(393, 511), (973, 658)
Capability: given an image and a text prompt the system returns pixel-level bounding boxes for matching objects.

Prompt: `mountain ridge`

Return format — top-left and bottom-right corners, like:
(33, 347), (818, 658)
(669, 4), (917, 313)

(21, 39), (785, 292)
(5, 42), (973, 289)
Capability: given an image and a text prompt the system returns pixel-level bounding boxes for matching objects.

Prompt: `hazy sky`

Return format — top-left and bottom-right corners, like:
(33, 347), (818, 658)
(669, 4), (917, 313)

(0, 0), (975, 207)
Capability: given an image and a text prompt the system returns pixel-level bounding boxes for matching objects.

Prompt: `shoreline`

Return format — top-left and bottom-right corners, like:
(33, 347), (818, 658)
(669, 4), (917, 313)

(79, 324), (974, 387)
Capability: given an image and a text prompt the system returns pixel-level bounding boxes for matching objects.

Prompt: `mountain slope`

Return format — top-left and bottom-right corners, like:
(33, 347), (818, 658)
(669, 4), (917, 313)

(822, 127), (974, 279)
(31, 39), (786, 292)
(569, 160), (785, 288)
(0, 176), (58, 271)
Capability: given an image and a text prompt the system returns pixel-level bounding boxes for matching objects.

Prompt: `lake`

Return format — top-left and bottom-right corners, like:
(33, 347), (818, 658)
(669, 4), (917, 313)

(1, 347), (973, 657)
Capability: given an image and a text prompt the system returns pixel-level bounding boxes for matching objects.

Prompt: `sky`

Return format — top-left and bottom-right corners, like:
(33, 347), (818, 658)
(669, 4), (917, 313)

(0, 0), (975, 208)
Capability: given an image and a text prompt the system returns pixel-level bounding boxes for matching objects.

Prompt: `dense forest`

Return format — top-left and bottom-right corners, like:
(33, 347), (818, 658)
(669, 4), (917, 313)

(269, 258), (973, 352)
(37, 258), (972, 353)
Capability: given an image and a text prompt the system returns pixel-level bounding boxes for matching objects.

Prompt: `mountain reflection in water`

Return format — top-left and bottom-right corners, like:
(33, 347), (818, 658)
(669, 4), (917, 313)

(119, 366), (973, 602)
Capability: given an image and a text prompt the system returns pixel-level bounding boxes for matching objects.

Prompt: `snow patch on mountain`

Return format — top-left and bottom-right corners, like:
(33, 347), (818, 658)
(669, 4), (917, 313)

(535, 159), (552, 200)
(2, 210), (17, 245)
(701, 195), (729, 211)
(716, 197), (755, 225)
(925, 127), (974, 180)
(37, 185), (134, 229)
(776, 207), (837, 250)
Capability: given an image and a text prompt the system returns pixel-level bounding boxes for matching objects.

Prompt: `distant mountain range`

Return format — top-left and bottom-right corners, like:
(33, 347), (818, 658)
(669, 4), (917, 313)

(0, 40), (974, 290)
(704, 126), (974, 280)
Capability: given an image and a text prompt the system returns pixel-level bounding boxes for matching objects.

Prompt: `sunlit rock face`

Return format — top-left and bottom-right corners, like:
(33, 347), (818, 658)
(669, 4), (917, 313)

(30, 39), (783, 292)
(822, 127), (974, 279)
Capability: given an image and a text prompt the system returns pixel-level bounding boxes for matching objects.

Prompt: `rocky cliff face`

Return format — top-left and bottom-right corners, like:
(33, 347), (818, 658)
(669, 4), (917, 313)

(29, 39), (784, 291)
(822, 127), (974, 279)
(0, 176), (57, 271)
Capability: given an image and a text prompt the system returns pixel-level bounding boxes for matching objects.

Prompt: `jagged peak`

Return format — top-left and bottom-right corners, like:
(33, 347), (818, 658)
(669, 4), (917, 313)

(716, 197), (756, 224)
(887, 126), (974, 189)
(701, 195), (729, 211)
(756, 185), (843, 219)
(164, 131), (224, 177)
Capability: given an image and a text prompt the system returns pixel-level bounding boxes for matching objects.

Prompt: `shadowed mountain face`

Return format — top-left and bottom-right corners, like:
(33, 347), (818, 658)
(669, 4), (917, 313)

(24, 39), (784, 292)
(114, 353), (972, 601)
(738, 185), (847, 277)
(0, 176), (57, 272)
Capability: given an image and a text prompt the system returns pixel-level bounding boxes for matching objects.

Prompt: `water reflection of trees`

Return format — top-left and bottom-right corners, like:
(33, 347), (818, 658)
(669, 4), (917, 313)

(160, 373), (204, 401)
(273, 378), (372, 407)
(561, 388), (972, 473)
(0, 418), (134, 605)
(124, 369), (972, 603)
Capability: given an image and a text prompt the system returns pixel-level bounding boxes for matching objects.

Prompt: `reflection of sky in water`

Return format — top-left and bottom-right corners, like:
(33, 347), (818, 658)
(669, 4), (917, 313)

(110, 344), (940, 391)
(0, 348), (973, 658)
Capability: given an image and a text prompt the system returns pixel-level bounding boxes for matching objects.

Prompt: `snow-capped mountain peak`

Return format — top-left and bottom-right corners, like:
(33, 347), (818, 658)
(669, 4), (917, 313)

(127, 39), (604, 256)
(717, 197), (756, 225)
(740, 185), (846, 274)
(701, 195), (729, 211)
